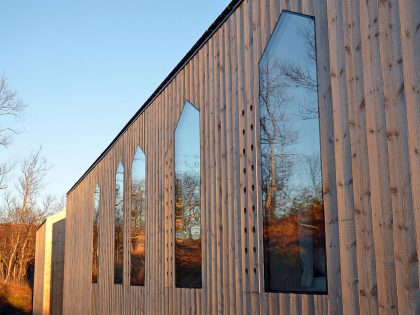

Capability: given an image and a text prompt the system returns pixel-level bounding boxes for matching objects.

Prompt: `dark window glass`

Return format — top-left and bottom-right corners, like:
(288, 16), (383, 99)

(175, 101), (202, 288)
(260, 11), (327, 293)
(92, 184), (100, 283)
(130, 146), (146, 286)
(114, 162), (124, 284)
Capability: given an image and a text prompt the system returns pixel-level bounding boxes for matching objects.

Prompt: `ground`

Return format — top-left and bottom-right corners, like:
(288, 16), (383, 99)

(0, 283), (32, 315)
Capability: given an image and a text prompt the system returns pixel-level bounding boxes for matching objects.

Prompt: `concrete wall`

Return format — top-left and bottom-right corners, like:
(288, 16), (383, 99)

(33, 210), (66, 315)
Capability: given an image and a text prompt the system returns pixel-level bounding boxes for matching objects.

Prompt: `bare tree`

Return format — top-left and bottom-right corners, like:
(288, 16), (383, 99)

(0, 75), (26, 148)
(298, 20), (316, 63)
(277, 20), (319, 121)
(175, 169), (200, 240)
(260, 20), (319, 220)
(0, 161), (13, 191)
(259, 54), (299, 221)
(0, 149), (59, 284)
(0, 76), (26, 192)
(305, 154), (322, 201)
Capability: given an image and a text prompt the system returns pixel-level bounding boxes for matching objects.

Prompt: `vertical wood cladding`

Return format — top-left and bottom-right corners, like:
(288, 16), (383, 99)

(62, 0), (420, 314)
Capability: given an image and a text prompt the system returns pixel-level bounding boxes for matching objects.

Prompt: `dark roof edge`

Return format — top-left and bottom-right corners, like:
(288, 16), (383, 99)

(36, 219), (47, 232)
(67, 0), (243, 195)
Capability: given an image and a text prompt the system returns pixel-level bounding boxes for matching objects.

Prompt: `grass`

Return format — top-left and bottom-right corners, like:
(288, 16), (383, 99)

(0, 283), (32, 315)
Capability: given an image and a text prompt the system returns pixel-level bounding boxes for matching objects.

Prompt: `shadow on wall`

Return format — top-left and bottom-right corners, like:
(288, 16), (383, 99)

(49, 219), (66, 315)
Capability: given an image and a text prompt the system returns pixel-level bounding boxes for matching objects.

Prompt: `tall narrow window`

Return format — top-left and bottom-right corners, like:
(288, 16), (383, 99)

(114, 162), (124, 284)
(260, 11), (327, 293)
(92, 184), (100, 283)
(175, 101), (202, 288)
(130, 146), (146, 286)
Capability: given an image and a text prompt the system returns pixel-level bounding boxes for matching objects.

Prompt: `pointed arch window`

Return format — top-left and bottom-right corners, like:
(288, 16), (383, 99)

(92, 184), (100, 283)
(259, 11), (327, 293)
(130, 146), (146, 286)
(174, 101), (202, 288)
(114, 162), (124, 284)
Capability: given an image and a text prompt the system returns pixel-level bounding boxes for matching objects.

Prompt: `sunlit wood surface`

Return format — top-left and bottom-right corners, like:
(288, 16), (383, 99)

(62, 0), (420, 314)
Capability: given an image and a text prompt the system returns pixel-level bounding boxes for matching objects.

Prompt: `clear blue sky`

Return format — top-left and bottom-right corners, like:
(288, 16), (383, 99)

(0, 1), (231, 199)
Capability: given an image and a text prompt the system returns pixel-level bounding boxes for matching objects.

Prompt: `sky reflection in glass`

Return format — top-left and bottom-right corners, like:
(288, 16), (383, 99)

(260, 11), (327, 293)
(114, 162), (124, 284)
(131, 146), (146, 286)
(92, 184), (100, 283)
(174, 101), (202, 288)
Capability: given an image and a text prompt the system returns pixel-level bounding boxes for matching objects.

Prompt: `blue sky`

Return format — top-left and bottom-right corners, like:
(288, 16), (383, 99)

(0, 1), (231, 199)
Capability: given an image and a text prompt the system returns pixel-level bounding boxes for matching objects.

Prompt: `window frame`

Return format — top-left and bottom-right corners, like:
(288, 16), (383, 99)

(173, 100), (203, 289)
(130, 145), (147, 286)
(258, 10), (328, 295)
(114, 161), (125, 285)
(92, 184), (101, 284)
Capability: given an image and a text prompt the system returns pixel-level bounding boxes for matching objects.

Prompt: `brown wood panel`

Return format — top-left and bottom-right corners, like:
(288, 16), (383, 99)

(327, 0), (360, 313)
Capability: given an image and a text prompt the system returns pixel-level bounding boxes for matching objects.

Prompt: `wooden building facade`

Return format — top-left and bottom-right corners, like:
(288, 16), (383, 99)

(62, 0), (420, 314)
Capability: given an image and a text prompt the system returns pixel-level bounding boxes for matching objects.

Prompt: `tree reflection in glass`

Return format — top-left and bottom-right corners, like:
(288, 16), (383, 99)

(130, 146), (146, 286)
(260, 11), (327, 293)
(175, 101), (202, 288)
(92, 184), (100, 283)
(114, 162), (124, 284)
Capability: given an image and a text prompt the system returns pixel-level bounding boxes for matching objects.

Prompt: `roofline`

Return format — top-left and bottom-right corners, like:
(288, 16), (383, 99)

(67, 0), (243, 195)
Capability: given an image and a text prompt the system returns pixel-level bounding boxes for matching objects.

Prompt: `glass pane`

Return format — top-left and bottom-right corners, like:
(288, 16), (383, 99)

(92, 184), (100, 283)
(130, 146), (146, 286)
(175, 101), (202, 288)
(260, 11), (327, 293)
(114, 162), (124, 284)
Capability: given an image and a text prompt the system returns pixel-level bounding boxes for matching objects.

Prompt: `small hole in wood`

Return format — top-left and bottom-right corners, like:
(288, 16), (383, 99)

(244, 207), (247, 214)
(252, 205), (255, 212)
(253, 246), (256, 253)
(242, 110), (245, 116)
(243, 168), (246, 174)
(251, 144), (254, 151)
(250, 124), (253, 130)
(252, 185), (254, 191)
(245, 268), (249, 274)
(253, 268), (257, 274)
(251, 164), (254, 171)
(245, 247), (248, 253)
(244, 227), (247, 233)
(243, 148), (246, 155)
(250, 105), (253, 111)
(244, 187), (246, 193)
(252, 226), (256, 233)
